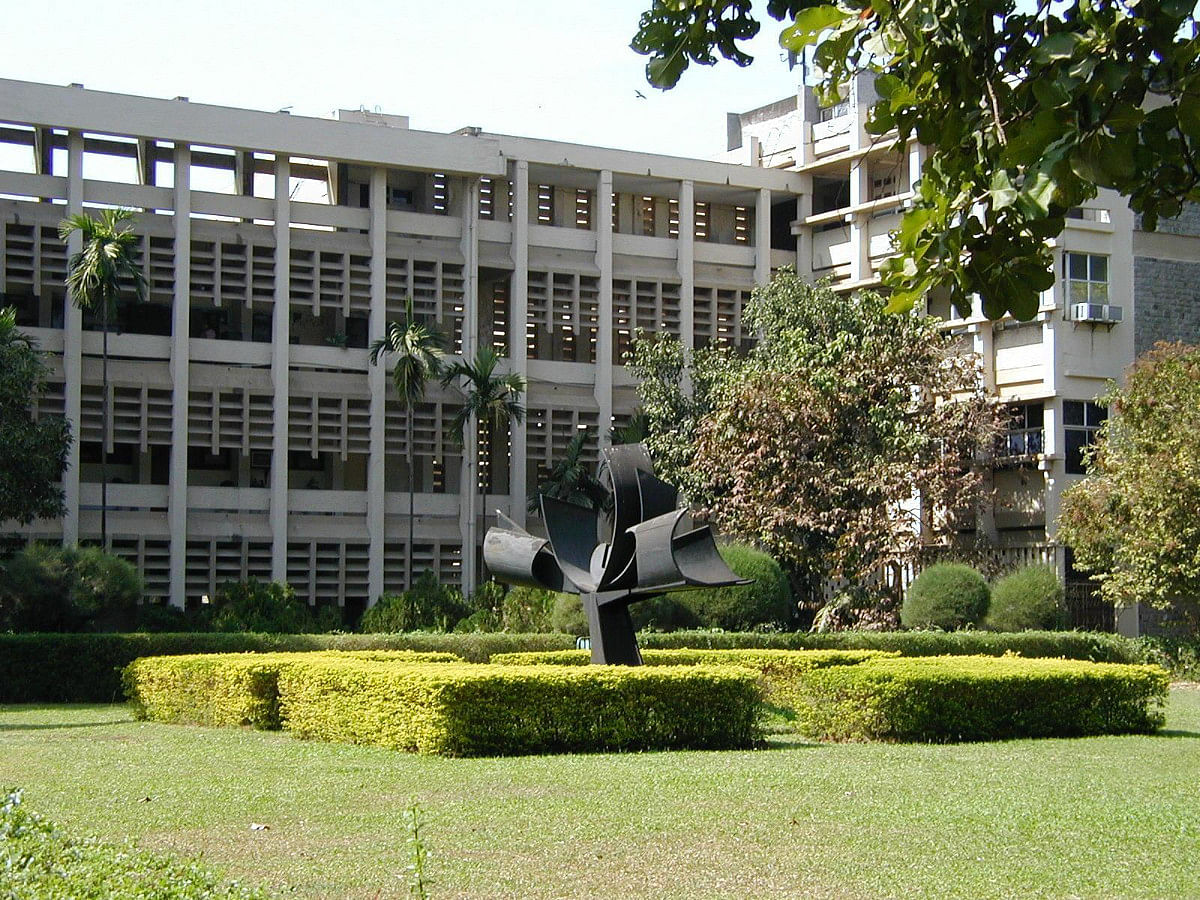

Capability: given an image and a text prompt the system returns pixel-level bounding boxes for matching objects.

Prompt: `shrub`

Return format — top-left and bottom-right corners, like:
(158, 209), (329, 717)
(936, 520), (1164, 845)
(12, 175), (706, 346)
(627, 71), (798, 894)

(361, 570), (470, 633)
(985, 565), (1068, 631)
(0, 790), (269, 899)
(211, 579), (338, 634)
(124, 650), (462, 729)
(790, 655), (1169, 742)
(673, 544), (793, 631)
(901, 563), (990, 630)
(0, 629), (1143, 704)
(0, 543), (142, 632)
(491, 648), (891, 712)
(550, 592), (588, 636)
(276, 659), (762, 755)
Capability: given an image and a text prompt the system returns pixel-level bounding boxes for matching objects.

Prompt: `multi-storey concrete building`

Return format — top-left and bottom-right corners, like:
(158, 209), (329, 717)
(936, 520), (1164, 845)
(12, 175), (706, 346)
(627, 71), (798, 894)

(0, 78), (800, 616)
(728, 74), (1200, 632)
(3, 75), (1193, 631)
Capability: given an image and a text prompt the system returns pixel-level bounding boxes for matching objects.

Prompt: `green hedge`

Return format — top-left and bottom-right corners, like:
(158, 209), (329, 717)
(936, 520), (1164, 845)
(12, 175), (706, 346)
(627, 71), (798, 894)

(0, 632), (577, 703)
(0, 629), (1150, 704)
(124, 654), (762, 756)
(791, 655), (1170, 742)
(277, 660), (761, 756)
(124, 651), (460, 729)
(491, 648), (890, 712)
(637, 629), (1141, 662)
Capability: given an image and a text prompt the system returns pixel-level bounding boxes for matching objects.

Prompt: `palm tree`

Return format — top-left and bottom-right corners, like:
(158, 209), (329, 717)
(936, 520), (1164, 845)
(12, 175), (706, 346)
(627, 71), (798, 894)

(369, 297), (446, 590)
(59, 208), (146, 548)
(529, 429), (605, 513)
(441, 346), (526, 589)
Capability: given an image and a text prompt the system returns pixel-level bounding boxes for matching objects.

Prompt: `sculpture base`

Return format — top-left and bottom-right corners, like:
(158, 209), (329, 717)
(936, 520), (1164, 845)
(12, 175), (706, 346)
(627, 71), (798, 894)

(582, 592), (642, 665)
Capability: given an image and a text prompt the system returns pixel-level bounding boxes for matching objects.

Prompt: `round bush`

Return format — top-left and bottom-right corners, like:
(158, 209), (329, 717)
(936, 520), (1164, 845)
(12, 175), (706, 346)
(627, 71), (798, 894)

(901, 563), (990, 630)
(985, 565), (1068, 631)
(673, 543), (793, 632)
(361, 570), (468, 633)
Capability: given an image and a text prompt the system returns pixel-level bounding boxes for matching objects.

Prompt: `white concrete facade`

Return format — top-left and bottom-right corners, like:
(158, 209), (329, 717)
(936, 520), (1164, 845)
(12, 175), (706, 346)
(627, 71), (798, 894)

(0, 78), (800, 613)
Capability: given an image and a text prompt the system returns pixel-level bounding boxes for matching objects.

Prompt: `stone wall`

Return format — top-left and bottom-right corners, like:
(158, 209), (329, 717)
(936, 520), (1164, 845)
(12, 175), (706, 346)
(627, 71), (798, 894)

(1133, 256), (1200, 353)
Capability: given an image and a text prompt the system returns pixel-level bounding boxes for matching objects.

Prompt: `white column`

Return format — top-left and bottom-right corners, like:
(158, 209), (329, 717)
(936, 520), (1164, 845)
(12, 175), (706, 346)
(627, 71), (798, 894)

(366, 167), (387, 603)
(795, 180), (813, 279)
(754, 187), (771, 287)
(849, 160), (871, 283)
(595, 170), (614, 447)
(459, 178), (480, 594)
(167, 145), (191, 608)
(678, 180), (695, 360)
(61, 131), (84, 547)
(508, 160), (530, 528)
(269, 157), (291, 582)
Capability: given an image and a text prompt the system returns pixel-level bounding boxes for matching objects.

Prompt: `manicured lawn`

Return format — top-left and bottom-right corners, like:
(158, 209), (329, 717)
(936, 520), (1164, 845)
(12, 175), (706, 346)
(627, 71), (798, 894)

(2, 688), (1199, 899)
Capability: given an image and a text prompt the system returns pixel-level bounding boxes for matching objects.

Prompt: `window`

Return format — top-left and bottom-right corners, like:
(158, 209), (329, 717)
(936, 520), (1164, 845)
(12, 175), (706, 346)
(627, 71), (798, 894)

(693, 202), (710, 241)
(734, 206), (750, 244)
(1063, 400), (1107, 474)
(639, 196), (655, 235)
(536, 185), (554, 225)
(818, 100), (849, 121)
(431, 174), (448, 214)
(1001, 402), (1044, 458)
(575, 189), (592, 229)
(1064, 252), (1108, 306)
(478, 177), (494, 220)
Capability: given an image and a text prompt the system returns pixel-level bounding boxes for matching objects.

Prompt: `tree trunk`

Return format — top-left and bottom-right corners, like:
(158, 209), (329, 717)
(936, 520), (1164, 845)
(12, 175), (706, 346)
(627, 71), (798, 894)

(100, 295), (109, 549)
(407, 403), (414, 590)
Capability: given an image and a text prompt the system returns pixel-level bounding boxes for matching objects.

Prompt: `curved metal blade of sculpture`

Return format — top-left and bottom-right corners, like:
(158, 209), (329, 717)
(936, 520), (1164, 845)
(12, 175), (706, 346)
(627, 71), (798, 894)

(482, 443), (751, 665)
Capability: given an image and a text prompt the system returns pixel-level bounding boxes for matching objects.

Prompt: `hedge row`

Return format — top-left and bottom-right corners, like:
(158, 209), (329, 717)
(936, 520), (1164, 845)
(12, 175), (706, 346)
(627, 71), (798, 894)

(124, 654), (763, 756)
(123, 651), (460, 729)
(791, 656), (1170, 742)
(0, 632), (576, 703)
(0, 629), (1149, 704)
(490, 648), (891, 712)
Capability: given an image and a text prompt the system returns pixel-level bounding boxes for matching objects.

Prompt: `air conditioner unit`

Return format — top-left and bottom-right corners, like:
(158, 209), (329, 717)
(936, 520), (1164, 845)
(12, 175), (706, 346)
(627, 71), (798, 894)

(1071, 302), (1123, 324)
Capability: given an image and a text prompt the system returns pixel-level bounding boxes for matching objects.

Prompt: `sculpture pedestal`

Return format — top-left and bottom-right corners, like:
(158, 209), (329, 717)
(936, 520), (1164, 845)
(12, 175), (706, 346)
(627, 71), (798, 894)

(582, 592), (642, 666)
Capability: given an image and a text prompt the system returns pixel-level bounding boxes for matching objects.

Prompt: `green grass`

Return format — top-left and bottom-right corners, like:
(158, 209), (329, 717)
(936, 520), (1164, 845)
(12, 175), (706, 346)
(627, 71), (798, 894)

(2, 688), (1199, 899)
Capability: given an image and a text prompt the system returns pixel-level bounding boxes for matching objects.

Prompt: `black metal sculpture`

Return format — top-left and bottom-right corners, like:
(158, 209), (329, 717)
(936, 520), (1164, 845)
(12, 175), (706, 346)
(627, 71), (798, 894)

(483, 444), (749, 665)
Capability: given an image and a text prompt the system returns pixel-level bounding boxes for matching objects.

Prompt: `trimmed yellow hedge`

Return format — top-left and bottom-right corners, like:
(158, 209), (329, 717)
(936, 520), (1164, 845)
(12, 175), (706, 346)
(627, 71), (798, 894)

(124, 650), (460, 729)
(791, 655), (1170, 742)
(490, 648), (892, 712)
(277, 660), (762, 756)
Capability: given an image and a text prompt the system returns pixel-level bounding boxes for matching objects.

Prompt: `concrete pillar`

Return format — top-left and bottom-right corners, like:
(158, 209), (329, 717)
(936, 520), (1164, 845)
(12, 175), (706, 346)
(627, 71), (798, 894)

(848, 159), (871, 283)
(754, 187), (771, 287)
(678, 181), (695, 359)
(595, 170), (614, 447)
(270, 156), (291, 582)
(459, 178), (480, 594)
(508, 160), (530, 529)
(366, 166), (387, 603)
(61, 131), (84, 547)
(794, 183), (813, 279)
(167, 145), (191, 608)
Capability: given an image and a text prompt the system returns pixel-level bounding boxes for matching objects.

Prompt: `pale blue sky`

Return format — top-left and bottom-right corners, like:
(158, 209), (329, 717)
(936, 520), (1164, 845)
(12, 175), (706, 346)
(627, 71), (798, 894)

(3, 0), (799, 159)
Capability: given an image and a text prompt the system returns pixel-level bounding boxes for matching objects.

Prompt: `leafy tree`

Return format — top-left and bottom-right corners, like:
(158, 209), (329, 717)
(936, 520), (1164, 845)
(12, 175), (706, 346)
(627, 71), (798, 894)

(528, 429), (606, 513)
(210, 578), (337, 633)
(59, 208), (146, 546)
(0, 543), (142, 632)
(441, 346), (526, 588)
(632, 0), (1200, 320)
(370, 296), (446, 589)
(0, 308), (71, 526)
(1059, 341), (1200, 612)
(629, 269), (999, 595)
(360, 569), (469, 632)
